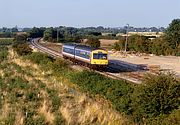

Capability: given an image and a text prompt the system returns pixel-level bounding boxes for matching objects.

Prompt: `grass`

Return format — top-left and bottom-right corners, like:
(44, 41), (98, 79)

(8, 43), (180, 124)
(0, 48), (66, 124)
(0, 38), (14, 46)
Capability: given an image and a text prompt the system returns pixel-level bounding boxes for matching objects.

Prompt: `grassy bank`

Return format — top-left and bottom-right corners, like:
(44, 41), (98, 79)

(1, 42), (179, 124)
(0, 48), (65, 125)
(24, 51), (180, 124)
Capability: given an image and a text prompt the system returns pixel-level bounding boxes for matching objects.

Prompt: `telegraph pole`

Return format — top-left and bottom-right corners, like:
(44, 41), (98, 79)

(125, 24), (129, 54)
(57, 28), (59, 42)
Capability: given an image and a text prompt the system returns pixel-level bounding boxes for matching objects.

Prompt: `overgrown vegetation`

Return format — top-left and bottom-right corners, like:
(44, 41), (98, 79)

(85, 38), (101, 48)
(20, 50), (180, 124)
(0, 38), (14, 46)
(0, 37), (66, 124)
(69, 70), (180, 124)
(1, 18), (179, 124)
(0, 46), (8, 61)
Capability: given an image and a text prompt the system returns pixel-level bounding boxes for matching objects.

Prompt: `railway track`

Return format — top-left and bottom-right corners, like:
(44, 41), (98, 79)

(30, 39), (143, 84)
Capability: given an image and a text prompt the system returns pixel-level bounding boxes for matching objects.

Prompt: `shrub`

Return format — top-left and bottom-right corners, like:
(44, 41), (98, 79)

(13, 43), (32, 56)
(69, 70), (134, 113)
(86, 38), (101, 48)
(50, 58), (69, 76)
(131, 73), (180, 122)
(26, 52), (53, 66)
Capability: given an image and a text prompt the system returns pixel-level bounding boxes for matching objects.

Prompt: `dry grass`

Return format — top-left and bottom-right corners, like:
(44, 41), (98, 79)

(0, 48), (128, 125)
(100, 39), (119, 47)
(39, 100), (55, 124)
(60, 93), (126, 125)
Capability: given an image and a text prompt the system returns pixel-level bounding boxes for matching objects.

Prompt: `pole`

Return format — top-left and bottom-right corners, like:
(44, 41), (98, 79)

(125, 24), (129, 54)
(57, 29), (59, 42)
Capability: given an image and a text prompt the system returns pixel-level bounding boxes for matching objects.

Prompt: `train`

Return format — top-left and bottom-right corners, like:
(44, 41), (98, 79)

(62, 43), (108, 69)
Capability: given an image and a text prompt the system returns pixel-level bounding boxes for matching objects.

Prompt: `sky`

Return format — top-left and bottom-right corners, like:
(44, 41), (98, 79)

(0, 0), (180, 28)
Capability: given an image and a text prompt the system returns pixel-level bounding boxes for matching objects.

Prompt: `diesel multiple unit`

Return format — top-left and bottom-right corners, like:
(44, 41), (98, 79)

(62, 43), (108, 69)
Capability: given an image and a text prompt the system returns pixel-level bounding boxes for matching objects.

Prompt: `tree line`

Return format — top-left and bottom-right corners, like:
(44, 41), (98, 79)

(113, 19), (180, 56)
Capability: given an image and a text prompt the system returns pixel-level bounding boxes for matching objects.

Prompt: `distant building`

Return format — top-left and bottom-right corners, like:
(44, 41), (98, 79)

(116, 32), (164, 38)
(102, 33), (113, 36)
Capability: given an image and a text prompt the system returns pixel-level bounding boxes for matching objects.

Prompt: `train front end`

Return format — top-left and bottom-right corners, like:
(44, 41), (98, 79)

(91, 49), (108, 69)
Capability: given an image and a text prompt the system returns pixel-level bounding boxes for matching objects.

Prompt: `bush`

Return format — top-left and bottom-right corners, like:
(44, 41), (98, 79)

(25, 52), (53, 66)
(13, 43), (32, 56)
(50, 58), (69, 76)
(69, 70), (134, 113)
(131, 73), (180, 122)
(86, 38), (101, 48)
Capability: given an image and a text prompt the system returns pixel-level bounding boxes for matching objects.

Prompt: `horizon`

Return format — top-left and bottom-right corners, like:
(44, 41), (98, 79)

(0, 0), (180, 28)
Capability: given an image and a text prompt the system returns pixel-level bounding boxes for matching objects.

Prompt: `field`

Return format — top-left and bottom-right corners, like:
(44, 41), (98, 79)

(0, 38), (14, 46)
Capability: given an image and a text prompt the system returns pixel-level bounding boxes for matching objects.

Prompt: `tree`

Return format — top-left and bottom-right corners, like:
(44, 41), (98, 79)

(86, 38), (101, 48)
(43, 28), (54, 41)
(132, 74), (180, 121)
(14, 34), (28, 42)
(165, 19), (180, 49)
(13, 43), (32, 56)
(28, 27), (45, 38)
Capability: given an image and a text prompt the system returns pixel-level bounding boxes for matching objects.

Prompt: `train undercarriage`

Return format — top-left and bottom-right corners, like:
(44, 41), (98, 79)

(63, 55), (107, 71)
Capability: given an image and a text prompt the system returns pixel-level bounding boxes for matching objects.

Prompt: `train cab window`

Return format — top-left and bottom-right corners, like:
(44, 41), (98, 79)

(93, 53), (107, 60)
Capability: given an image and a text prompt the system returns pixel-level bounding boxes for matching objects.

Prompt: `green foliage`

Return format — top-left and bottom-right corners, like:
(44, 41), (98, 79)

(0, 39), (14, 45)
(25, 52), (55, 72)
(46, 88), (61, 112)
(50, 58), (69, 76)
(88, 31), (102, 36)
(54, 112), (66, 125)
(43, 27), (55, 41)
(0, 32), (14, 38)
(0, 59), (65, 124)
(113, 19), (180, 56)
(131, 73), (180, 123)
(14, 34), (28, 42)
(12, 43), (32, 56)
(0, 46), (8, 61)
(4, 112), (16, 125)
(69, 70), (134, 113)
(146, 109), (180, 125)
(86, 38), (101, 48)
(22, 50), (180, 124)
(166, 19), (180, 49)
(28, 27), (45, 38)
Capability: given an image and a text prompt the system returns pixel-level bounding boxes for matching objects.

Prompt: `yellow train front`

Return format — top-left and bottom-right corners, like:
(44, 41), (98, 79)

(62, 43), (108, 70)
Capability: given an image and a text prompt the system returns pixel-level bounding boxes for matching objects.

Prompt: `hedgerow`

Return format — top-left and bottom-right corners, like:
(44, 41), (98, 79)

(131, 73), (180, 123)
(69, 70), (134, 113)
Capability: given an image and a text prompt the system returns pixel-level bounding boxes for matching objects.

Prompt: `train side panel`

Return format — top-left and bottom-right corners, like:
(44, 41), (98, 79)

(74, 48), (91, 63)
(62, 44), (75, 58)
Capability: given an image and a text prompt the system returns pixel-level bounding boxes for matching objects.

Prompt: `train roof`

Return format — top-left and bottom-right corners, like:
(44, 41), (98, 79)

(63, 43), (77, 48)
(63, 43), (103, 52)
